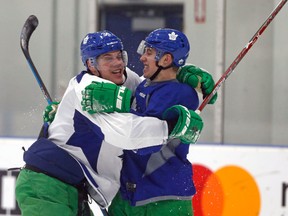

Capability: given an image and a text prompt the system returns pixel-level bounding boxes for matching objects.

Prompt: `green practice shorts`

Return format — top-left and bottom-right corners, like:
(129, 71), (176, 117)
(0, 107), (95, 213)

(108, 192), (194, 216)
(15, 168), (79, 216)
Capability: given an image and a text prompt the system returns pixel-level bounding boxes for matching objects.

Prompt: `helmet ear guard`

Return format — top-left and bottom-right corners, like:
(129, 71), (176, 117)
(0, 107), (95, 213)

(88, 57), (97, 68)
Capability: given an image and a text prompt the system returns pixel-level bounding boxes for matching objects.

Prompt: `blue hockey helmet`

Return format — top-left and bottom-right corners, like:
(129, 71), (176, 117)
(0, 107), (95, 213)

(80, 30), (124, 66)
(137, 28), (190, 67)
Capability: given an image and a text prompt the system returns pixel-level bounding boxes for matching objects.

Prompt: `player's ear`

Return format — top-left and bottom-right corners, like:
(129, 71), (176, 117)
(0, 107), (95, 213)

(160, 53), (173, 67)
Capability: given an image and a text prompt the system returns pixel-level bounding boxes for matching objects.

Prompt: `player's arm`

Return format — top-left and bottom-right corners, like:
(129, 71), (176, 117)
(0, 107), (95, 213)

(43, 81), (131, 124)
(81, 82), (203, 144)
(44, 82), (202, 146)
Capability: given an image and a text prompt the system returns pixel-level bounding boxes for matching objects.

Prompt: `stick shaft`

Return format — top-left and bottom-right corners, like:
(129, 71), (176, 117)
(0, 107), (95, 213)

(20, 15), (53, 105)
(197, 0), (288, 113)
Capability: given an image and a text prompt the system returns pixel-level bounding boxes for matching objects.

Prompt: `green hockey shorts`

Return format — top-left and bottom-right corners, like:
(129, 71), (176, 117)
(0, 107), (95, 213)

(108, 192), (194, 216)
(15, 168), (93, 216)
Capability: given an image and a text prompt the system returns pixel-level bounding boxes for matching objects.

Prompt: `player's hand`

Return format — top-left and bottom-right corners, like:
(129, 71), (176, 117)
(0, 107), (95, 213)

(81, 81), (132, 114)
(162, 105), (203, 144)
(43, 101), (60, 124)
(177, 65), (217, 104)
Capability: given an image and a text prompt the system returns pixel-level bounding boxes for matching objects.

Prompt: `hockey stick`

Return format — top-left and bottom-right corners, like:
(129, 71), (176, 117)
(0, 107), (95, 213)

(20, 15), (110, 216)
(196, 0), (287, 114)
(20, 15), (53, 105)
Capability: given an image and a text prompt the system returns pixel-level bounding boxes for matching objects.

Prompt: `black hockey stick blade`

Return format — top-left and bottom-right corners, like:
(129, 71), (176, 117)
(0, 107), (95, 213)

(20, 15), (53, 104)
(20, 15), (38, 57)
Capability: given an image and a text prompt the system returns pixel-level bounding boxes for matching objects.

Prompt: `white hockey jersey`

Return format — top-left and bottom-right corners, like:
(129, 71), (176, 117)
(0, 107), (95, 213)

(47, 69), (168, 207)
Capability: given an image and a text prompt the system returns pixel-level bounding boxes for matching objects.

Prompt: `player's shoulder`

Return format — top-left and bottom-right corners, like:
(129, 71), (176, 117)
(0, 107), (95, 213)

(170, 80), (195, 91)
(152, 80), (194, 97)
(124, 67), (142, 92)
(125, 67), (140, 79)
(170, 81), (198, 98)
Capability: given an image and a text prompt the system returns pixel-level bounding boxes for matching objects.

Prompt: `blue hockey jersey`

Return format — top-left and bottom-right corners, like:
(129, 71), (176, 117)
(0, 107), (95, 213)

(120, 79), (199, 206)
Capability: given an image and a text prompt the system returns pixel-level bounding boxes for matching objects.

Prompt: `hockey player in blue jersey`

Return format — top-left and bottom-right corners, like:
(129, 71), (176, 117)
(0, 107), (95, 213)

(82, 28), (213, 215)
(109, 28), (199, 216)
(16, 30), (215, 216)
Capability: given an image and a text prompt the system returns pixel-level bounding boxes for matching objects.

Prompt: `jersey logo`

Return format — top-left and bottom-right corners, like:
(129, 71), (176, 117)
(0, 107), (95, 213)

(139, 92), (146, 98)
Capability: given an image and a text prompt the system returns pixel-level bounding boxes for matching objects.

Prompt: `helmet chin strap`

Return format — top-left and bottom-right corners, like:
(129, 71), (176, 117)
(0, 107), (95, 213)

(149, 62), (172, 81)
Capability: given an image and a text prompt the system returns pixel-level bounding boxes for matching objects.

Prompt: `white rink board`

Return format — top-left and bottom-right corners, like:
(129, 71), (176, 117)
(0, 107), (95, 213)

(0, 138), (105, 215)
(0, 138), (288, 215)
(188, 144), (288, 216)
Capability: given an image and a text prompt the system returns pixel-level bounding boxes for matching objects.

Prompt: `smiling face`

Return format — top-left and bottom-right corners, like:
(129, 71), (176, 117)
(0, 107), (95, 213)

(88, 50), (125, 85)
(139, 47), (159, 79)
(139, 46), (176, 81)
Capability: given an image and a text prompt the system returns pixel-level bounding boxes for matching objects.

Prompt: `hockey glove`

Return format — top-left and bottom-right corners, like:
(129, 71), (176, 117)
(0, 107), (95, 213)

(81, 81), (132, 114)
(177, 65), (218, 104)
(163, 105), (203, 144)
(43, 101), (60, 124)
